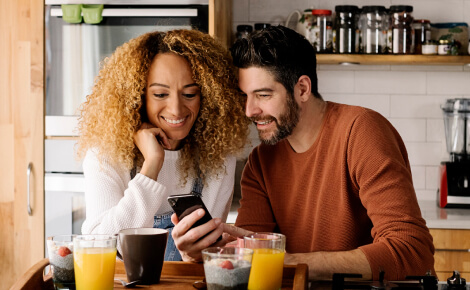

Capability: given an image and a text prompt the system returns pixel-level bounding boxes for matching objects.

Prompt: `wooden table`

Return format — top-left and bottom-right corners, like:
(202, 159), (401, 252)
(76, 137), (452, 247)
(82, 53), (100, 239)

(11, 258), (309, 290)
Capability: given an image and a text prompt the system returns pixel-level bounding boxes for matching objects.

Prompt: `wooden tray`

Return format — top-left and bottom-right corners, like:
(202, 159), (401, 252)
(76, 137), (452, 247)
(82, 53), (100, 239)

(11, 258), (309, 290)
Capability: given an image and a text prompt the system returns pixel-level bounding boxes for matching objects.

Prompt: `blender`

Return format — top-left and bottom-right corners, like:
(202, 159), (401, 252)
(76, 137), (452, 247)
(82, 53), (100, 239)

(438, 98), (470, 208)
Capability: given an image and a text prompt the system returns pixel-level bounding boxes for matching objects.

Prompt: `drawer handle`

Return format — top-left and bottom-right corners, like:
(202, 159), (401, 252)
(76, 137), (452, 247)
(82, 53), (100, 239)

(27, 162), (32, 216)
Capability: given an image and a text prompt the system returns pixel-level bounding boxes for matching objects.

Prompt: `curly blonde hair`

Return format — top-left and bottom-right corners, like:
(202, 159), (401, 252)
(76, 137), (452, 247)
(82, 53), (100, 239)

(77, 29), (249, 184)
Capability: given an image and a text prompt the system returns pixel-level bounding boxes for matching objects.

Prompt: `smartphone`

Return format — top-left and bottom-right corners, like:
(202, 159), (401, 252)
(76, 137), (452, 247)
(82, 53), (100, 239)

(167, 193), (221, 242)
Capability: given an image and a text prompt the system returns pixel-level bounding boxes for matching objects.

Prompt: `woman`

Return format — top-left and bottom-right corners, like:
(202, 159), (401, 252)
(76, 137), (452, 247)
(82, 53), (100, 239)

(76, 29), (249, 261)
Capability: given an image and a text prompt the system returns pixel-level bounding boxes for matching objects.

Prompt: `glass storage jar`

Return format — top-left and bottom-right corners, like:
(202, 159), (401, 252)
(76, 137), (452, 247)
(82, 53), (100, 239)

(236, 25), (253, 41)
(334, 5), (360, 53)
(390, 5), (414, 54)
(358, 5), (388, 54)
(310, 9), (333, 53)
(413, 19), (431, 54)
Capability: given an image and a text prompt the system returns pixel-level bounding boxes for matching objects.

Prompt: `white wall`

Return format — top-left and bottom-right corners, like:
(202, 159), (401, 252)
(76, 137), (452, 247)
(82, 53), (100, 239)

(232, 0), (470, 202)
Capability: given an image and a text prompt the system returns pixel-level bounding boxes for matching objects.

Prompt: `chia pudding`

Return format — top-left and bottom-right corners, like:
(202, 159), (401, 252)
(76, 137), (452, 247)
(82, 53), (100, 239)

(47, 236), (76, 290)
(203, 258), (252, 290)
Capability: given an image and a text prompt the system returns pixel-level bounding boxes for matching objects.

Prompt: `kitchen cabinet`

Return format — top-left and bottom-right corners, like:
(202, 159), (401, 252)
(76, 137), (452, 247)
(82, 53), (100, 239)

(429, 229), (470, 282)
(317, 54), (470, 66)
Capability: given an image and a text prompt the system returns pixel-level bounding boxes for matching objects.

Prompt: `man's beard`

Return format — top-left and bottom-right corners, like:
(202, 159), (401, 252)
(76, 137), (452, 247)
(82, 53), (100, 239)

(250, 94), (300, 145)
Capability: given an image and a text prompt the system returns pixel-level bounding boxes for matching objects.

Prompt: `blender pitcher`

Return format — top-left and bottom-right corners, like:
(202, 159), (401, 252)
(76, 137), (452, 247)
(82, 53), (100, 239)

(442, 98), (470, 161)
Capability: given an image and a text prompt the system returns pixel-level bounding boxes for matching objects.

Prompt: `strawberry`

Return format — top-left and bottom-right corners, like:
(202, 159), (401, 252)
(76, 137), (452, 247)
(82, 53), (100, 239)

(220, 260), (234, 270)
(57, 246), (72, 257)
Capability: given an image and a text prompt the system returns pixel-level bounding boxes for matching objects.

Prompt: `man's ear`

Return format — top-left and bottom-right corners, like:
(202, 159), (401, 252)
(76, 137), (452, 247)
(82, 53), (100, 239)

(297, 75), (312, 102)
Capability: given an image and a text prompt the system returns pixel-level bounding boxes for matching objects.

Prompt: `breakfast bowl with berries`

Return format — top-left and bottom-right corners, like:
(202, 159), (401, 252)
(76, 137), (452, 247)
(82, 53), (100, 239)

(202, 247), (253, 290)
(46, 235), (76, 290)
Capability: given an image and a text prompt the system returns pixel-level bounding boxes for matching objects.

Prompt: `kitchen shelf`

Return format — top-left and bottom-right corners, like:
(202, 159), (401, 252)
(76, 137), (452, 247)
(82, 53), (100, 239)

(316, 54), (470, 66)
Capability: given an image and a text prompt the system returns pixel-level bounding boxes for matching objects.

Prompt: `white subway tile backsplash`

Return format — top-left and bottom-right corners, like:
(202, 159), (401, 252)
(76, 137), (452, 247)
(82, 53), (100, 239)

(232, 0), (250, 22)
(426, 119), (445, 142)
(411, 166), (426, 190)
(323, 94), (390, 117)
(404, 142), (442, 166)
(409, 0), (464, 22)
(427, 72), (470, 95)
(390, 65), (464, 72)
(415, 189), (438, 201)
(317, 70), (355, 94)
(354, 71), (426, 95)
(249, 0), (308, 23)
(389, 118), (426, 142)
(426, 166), (440, 191)
(390, 95), (450, 118)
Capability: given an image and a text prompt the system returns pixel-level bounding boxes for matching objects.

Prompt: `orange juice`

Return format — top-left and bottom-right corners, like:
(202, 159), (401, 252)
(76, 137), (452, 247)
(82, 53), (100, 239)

(248, 248), (285, 290)
(74, 247), (117, 290)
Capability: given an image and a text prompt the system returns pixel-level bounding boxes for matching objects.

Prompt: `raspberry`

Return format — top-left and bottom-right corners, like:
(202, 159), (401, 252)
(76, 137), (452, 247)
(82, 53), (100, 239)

(57, 246), (72, 257)
(219, 260), (234, 269)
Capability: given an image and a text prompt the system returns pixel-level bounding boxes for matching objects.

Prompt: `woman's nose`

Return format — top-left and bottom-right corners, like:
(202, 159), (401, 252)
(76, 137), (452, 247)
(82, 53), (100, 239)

(166, 95), (183, 115)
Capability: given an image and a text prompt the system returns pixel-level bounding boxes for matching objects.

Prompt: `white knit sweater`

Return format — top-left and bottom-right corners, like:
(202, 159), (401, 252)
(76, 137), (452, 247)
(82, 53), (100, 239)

(81, 149), (236, 235)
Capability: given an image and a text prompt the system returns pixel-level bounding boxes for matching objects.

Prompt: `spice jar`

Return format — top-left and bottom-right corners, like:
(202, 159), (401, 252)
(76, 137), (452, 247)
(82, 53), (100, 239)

(334, 5), (360, 53)
(422, 40), (438, 55)
(390, 5), (414, 54)
(310, 9), (333, 53)
(413, 19), (431, 54)
(236, 25), (253, 41)
(358, 6), (387, 54)
(438, 39), (451, 55)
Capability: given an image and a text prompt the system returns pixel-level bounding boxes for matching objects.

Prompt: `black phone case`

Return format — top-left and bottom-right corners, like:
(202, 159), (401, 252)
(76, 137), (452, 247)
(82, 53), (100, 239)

(167, 193), (222, 242)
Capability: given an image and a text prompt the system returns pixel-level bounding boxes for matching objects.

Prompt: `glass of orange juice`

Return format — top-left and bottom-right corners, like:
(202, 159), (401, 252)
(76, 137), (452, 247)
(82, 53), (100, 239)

(73, 235), (117, 290)
(244, 233), (286, 290)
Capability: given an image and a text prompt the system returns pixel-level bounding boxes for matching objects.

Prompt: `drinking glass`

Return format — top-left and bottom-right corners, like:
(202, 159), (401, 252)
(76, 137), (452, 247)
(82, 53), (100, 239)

(244, 233), (286, 290)
(46, 235), (76, 290)
(202, 247), (253, 290)
(73, 235), (117, 290)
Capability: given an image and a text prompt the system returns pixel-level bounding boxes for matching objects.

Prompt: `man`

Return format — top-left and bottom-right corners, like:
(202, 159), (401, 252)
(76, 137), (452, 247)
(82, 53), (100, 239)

(172, 25), (435, 281)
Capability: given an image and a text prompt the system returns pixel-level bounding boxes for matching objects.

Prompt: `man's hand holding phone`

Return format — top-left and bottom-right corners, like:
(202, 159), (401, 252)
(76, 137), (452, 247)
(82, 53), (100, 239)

(170, 208), (225, 262)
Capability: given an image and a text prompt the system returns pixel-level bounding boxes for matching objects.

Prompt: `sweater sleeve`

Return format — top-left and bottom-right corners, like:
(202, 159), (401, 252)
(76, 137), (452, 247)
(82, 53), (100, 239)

(81, 150), (166, 235)
(348, 110), (435, 280)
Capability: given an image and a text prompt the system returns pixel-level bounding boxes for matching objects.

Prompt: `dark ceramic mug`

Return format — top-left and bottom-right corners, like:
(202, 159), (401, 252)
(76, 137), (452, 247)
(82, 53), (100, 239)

(118, 228), (168, 285)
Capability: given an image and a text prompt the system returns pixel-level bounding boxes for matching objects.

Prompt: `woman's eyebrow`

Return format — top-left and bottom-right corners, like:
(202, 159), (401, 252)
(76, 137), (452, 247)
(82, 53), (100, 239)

(149, 83), (169, 88)
(183, 83), (199, 88)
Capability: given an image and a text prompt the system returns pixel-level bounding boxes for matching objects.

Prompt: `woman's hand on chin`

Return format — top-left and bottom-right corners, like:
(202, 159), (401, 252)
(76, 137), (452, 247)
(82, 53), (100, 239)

(133, 122), (171, 180)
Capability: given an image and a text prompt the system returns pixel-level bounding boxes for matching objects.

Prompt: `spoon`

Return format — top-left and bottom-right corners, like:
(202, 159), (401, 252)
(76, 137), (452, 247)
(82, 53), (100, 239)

(115, 279), (140, 288)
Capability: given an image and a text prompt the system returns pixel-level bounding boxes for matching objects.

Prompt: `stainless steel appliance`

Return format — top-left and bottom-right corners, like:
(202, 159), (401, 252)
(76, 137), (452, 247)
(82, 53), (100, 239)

(45, 0), (209, 136)
(438, 98), (470, 208)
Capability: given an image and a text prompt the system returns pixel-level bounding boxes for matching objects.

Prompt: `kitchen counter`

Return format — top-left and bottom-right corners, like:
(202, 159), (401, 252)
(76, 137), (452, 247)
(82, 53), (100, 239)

(419, 200), (470, 229)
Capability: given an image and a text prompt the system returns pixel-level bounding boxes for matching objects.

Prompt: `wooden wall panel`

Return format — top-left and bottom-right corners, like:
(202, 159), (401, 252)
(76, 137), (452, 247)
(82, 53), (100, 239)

(0, 0), (44, 288)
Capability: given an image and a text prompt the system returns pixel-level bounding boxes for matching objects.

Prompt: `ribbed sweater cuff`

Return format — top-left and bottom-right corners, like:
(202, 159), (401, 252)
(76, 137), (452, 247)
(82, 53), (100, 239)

(359, 242), (397, 280)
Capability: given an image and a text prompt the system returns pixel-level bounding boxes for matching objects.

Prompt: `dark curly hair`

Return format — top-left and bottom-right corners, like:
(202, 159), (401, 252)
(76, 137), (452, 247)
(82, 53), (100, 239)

(77, 29), (250, 184)
(230, 25), (321, 99)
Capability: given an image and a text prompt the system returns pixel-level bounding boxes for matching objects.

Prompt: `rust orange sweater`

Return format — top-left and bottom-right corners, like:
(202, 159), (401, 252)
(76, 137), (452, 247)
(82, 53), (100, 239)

(235, 102), (435, 281)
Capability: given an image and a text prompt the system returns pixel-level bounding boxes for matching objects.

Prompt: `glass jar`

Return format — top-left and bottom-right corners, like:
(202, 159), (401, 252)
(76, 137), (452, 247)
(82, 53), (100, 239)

(310, 9), (333, 53)
(236, 25), (253, 41)
(390, 5), (414, 54)
(254, 23), (271, 31)
(438, 39), (451, 55)
(334, 5), (360, 54)
(358, 6), (387, 54)
(422, 40), (438, 55)
(413, 19), (431, 54)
